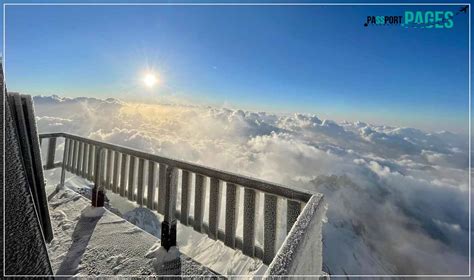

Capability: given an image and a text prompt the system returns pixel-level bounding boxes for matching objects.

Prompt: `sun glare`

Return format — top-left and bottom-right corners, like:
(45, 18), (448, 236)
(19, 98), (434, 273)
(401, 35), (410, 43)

(143, 73), (158, 88)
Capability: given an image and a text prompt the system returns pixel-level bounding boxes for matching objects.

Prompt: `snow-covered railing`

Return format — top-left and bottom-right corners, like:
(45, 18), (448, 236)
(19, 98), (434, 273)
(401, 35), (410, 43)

(264, 194), (326, 277)
(39, 132), (324, 270)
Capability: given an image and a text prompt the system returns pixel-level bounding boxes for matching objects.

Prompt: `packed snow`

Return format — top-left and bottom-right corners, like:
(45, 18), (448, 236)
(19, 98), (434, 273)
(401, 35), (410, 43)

(44, 168), (263, 276)
(44, 174), (228, 277)
(46, 185), (158, 275)
(36, 95), (469, 275)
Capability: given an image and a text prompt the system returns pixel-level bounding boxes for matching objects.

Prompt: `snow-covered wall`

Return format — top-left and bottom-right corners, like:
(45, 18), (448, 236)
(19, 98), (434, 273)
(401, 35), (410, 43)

(4, 91), (53, 275)
(263, 194), (326, 277)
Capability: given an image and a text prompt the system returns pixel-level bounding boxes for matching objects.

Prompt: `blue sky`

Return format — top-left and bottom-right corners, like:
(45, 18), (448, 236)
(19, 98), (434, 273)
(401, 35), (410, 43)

(3, 3), (470, 133)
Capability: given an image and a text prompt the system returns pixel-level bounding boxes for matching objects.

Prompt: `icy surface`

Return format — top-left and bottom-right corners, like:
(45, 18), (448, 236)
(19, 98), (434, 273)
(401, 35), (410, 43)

(48, 187), (156, 275)
(46, 184), (218, 276)
(44, 169), (262, 276)
(146, 244), (181, 275)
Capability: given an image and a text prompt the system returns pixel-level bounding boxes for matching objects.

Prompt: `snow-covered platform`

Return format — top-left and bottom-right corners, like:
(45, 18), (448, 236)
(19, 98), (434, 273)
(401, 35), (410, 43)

(40, 132), (326, 277)
(47, 186), (219, 277)
(45, 169), (263, 276)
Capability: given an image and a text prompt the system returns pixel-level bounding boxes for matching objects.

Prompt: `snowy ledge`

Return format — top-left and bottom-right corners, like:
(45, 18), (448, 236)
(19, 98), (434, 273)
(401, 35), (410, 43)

(47, 186), (218, 277)
(263, 194), (327, 277)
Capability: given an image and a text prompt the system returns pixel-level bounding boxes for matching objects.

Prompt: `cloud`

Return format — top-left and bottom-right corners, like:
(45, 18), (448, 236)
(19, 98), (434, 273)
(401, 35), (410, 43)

(33, 95), (470, 275)
(36, 116), (73, 130)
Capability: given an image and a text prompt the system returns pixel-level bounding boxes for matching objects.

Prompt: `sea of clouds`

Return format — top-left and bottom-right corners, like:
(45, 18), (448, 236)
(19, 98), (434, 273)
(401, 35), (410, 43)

(33, 95), (470, 275)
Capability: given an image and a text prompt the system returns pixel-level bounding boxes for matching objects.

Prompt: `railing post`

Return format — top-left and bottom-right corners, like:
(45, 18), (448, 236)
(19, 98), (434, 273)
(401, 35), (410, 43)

(72, 140), (78, 174)
(180, 170), (191, 225)
(112, 151), (120, 193)
(106, 149), (113, 190)
(224, 183), (239, 248)
(208, 178), (220, 240)
(92, 147), (105, 207)
(161, 166), (178, 250)
(81, 143), (88, 178)
(193, 174), (205, 233)
(243, 188), (256, 257)
(137, 158), (145, 205)
(119, 154), (127, 197)
(77, 142), (84, 175)
(158, 163), (167, 214)
(46, 137), (56, 169)
(60, 138), (70, 187)
(287, 200), (301, 234)
(128, 156), (136, 201)
(263, 194), (278, 264)
(66, 140), (74, 172)
(87, 145), (94, 180)
(147, 161), (156, 209)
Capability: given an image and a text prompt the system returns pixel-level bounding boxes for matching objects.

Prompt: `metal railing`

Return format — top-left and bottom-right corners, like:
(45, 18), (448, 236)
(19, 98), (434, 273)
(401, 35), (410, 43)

(39, 132), (318, 265)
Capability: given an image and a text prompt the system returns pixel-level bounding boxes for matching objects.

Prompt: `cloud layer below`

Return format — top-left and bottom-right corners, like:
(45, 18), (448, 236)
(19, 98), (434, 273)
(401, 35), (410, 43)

(34, 95), (470, 275)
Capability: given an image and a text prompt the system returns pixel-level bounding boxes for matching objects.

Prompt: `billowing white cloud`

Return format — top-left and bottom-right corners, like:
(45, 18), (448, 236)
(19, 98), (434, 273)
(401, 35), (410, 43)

(33, 95), (470, 275)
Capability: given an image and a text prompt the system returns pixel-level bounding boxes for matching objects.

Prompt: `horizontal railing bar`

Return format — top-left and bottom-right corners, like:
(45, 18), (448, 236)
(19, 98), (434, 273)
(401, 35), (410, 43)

(265, 193), (325, 276)
(39, 133), (312, 202)
(38, 133), (62, 138)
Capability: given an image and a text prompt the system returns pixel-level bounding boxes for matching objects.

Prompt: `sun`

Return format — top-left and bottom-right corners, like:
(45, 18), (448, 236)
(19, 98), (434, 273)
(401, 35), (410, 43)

(143, 73), (158, 88)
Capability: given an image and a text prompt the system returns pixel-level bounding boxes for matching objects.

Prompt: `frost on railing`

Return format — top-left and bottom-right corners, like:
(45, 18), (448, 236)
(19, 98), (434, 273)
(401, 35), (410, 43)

(263, 194), (326, 277)
(39, 132), (325, 275)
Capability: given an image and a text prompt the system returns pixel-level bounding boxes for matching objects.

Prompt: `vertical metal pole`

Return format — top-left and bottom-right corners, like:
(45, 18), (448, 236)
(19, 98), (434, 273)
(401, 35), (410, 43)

(87, 145), (94, 180)
(46, 137), (56, 169)
(71, 140), (78, 174)
(263, 194), (278, 264)
(105, 149), (113, 190)
(193, 174), (205, 233)
(128, 156), (136, 201)
(137, 158), (145, 205)
(287, 200), (301, 234)
(92, 147), (105, 207)
(66, 138), (74, 172)
(224, 183), (239, 248)
(147, 161), (156, 209)
(60, 138), (69, 187)
(161, 166), (178, 250)
(180, 170), (191, 225)
(208, 178), (220, 240)
(243, 188), (256, 257)
(77, 142), (84, 175)
(119, 154), (127, 197)
(81, 143), (88, 178)
(158, 163), (167, 214)
(112, 151), (120, 193)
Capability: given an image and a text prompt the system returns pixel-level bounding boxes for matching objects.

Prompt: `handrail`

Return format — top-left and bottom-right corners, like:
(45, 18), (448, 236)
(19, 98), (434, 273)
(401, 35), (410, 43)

(39, 132), (322, 267)
(264, 193), (326, 277)
(39, 132), (313, 202)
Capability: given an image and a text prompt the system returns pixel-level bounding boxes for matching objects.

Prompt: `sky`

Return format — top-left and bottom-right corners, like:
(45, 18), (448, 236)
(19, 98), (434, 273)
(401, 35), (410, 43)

(3, 3), (470, 133)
